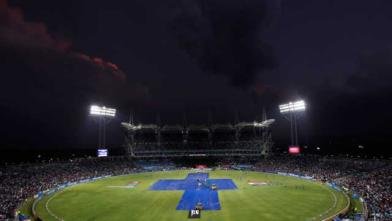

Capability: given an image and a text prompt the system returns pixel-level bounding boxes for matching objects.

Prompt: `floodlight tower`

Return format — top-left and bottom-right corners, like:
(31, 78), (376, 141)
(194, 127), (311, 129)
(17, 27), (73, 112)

(279, 100), (306, 147)
(89, 105), (116, 149)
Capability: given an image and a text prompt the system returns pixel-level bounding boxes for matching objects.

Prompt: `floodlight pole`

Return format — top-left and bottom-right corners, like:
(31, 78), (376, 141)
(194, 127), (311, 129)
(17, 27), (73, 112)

(293, 112), (298, 145)
(98, 116), (102, 149)
(90, 105), (116, 150)
(289, 112), (294, 145)
(287, 112), (298, 146)
(102, 116), (106, 149)
(279, 100), (305, 147)
(96, 115), (108, 149)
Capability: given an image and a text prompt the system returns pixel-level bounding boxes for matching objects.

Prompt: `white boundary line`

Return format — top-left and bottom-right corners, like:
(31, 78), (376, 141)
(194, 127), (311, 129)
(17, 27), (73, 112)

(321, 188), (351, 221)
(305, 186), (338, 221)
(37, 170), (348, 221)
(45, 191), (64, 221)
(321, 187), (338, 217)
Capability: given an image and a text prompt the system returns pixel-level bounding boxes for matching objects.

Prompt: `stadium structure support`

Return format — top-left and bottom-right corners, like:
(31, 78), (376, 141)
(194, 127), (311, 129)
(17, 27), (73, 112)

(279, 100), (306, 146)
(90, 105), (116, 149)
(121, 114), (275, 158)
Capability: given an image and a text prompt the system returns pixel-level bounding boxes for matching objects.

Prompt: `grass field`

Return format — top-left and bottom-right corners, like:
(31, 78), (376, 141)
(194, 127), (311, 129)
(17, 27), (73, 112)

(34, 170), (349, 221)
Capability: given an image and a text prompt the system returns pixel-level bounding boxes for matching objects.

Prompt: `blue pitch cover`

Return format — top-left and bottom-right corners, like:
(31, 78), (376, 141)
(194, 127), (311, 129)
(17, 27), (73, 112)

(149, 173), (237, 210)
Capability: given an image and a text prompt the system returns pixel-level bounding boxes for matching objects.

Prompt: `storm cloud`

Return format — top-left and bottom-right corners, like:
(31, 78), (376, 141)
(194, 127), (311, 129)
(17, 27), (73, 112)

(0, 0), (148, 106)
(0, 0), (149, 148)
(170, 0), (275, 88)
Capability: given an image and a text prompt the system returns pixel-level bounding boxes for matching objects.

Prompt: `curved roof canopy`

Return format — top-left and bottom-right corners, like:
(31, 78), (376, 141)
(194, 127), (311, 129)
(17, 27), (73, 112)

(121, 119), (275, 132)
(161, 125), (183, 132)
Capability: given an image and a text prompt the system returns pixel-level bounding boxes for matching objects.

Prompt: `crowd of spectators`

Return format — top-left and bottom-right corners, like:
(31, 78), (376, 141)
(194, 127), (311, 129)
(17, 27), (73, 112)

(0, 155), (390, 220)
(250, 155), (391, 220)
(0, 157), (137, 220)
(335, 164), (391, 220)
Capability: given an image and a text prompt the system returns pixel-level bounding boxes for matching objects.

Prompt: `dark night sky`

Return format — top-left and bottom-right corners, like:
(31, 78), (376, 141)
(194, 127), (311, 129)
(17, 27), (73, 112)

(1, 0), (392, 156)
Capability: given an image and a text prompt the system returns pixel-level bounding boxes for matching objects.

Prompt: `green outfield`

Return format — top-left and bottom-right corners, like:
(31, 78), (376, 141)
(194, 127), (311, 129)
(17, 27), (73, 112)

(33, 170), (349, 221)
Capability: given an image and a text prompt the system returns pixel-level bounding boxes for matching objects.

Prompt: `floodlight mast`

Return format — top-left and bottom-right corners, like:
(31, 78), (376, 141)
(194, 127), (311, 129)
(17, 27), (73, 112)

(89, 105), (116, 150)
(279, 100), (306, 147)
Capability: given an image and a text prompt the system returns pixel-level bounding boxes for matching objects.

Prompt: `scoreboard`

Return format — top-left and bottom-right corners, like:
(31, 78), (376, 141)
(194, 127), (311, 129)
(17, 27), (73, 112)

(97, 149), (108, 157)
(288, 146), (300, 155)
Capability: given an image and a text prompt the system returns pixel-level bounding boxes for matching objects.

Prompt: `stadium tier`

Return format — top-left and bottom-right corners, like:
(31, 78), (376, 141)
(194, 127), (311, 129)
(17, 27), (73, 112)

(121, 119), (275, 158)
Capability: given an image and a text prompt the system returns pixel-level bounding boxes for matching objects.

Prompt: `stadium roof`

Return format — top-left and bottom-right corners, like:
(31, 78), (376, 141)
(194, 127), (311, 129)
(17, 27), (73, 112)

(121, 119), (274, 133)
(121, 123), (158, 131)
(161, 125), (183, 132)
(235, 119), (275, 129)
(211, 124), (235, 131)
(187, 124), (210, 132)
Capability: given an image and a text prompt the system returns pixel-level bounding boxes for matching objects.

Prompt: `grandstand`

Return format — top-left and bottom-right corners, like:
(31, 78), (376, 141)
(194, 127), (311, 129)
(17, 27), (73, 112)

(121, 119), (275, 158)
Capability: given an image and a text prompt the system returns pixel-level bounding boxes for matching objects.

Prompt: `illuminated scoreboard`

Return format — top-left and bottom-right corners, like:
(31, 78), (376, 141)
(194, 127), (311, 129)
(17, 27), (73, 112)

(288, 146), (300, 155)
(97, 149), (108, 157)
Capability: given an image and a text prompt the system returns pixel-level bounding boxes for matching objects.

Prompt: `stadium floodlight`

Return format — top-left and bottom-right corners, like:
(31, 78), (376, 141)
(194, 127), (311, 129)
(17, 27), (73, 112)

(89, 105), (117, 151)
(279, 99), (306, 149)
(279, 100), (306, 114)
(90, 105), (116, 117)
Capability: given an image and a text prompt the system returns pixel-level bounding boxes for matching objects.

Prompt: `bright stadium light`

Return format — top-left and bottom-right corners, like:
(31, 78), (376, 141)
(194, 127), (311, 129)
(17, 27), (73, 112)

(279, 100), (306, 113)
(90, 105), (116, 117)
(89, 105), (117, 151)
(279, 99), (307, 150)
